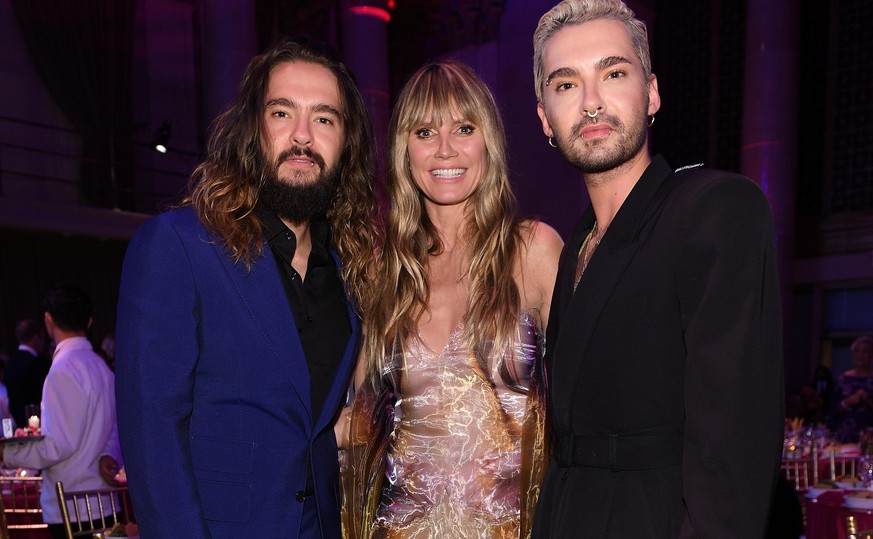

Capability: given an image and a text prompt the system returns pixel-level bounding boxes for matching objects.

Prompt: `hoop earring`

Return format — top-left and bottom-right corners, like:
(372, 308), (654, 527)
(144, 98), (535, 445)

(648, 115), (656, 128)
(548, 136), (558, 148)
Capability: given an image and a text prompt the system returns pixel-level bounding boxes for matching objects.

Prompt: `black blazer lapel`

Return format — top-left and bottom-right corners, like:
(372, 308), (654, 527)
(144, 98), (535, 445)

(545, 208), (594, 374)
(221, 243), (313, 423)
(550, 157), (674, 425)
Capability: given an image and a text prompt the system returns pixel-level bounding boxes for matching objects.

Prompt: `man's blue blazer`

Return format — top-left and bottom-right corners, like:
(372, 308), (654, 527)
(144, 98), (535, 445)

(115, 207), (358, 538)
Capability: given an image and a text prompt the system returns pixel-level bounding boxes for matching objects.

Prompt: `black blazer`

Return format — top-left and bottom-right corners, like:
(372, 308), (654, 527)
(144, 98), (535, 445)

(533, 156), (784, 538)
(5, 348), (50, 428)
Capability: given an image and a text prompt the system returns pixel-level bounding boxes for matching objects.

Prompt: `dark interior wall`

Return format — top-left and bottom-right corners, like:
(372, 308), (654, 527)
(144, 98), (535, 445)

(0, 227), (128, 356)
(496, 0), (586, 239)
(651, 0), (746, 172)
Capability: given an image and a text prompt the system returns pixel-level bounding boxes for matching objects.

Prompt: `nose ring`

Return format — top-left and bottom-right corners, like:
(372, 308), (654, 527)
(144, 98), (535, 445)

(586, 109), (599, 119)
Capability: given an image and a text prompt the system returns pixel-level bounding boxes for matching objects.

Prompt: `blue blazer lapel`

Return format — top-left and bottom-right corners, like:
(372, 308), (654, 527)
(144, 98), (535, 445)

(222, 243), (313, 423)
(313, 253), (359, 432)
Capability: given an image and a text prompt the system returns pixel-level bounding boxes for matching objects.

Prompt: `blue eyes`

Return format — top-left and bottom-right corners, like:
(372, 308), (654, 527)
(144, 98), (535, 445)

(551, 70), (627, 92)
(414, 125), (476, 138)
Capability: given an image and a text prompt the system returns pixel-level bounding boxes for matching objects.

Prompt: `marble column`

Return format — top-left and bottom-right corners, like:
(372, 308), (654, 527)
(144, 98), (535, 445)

(740, 0), (800, 387)
(199, 0), (257, 127)
(339, 0), (391, 175)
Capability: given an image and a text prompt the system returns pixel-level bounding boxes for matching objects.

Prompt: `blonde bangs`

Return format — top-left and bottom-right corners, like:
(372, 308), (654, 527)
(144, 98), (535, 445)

(366, 60), (525, 387)
(396, 64), (492, 137)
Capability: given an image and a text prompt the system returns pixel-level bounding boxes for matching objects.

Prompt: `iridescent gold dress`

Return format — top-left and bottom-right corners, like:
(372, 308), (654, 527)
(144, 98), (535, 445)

(342, 311), (548, 539)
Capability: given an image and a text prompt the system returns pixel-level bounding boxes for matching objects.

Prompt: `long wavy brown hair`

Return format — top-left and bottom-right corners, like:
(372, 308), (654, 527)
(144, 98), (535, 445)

(184, 39), (379, 309)
(364, 60), (523, 381)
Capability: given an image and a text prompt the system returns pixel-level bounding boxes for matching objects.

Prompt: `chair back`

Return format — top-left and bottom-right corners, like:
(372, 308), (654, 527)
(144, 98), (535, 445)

(782, 458), (812, 490)
(0, 495), (8, 539)
(55, 482), (133, 539)
(0, 475), (47, 537)
(848, 515), (858, 538)
(831, 454), (858, 480)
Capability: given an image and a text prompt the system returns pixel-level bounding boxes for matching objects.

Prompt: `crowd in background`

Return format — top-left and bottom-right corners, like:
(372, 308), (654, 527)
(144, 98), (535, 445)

(789, 336), (873, 444)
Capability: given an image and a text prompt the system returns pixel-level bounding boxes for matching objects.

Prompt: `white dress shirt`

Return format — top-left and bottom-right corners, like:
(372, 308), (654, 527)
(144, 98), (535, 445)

(4, 336), (122, 524)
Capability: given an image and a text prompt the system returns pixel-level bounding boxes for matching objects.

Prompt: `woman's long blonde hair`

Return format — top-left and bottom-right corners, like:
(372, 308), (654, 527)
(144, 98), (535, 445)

(364, 60), (523, 382)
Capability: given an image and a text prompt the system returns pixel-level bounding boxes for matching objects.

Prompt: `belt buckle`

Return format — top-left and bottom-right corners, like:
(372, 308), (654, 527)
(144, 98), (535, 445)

(557, 435), (575, 467)
(608, 434), (618, 471)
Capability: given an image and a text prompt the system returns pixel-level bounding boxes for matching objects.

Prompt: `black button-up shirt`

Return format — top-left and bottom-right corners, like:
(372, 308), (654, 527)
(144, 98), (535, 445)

(257, 206), (351, 422)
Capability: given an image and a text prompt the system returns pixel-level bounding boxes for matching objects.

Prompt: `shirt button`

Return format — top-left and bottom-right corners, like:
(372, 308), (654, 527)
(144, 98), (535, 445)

(296, 490), (306, 502)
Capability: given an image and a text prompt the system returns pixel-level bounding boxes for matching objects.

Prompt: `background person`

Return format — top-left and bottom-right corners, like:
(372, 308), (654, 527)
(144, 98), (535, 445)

(2, 285), (121, 539)
(6, 318), (50, 428)
(829, 336), (873, 443)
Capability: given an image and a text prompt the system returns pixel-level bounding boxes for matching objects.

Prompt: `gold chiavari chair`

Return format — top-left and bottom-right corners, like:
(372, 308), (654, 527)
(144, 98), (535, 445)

(830, 451), (858, 480)
(55, 482), (133, 539)
(782, 457), (813, 490)
(847, 515), (873, 538)
(0, 475), (48, 537)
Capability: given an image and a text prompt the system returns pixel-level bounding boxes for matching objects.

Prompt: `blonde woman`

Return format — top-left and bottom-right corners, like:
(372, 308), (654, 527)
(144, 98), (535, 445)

(339, 61), (562, 538)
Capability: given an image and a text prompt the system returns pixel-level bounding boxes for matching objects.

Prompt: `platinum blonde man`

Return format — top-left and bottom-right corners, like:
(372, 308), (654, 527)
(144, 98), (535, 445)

(531, 0), (784, 536)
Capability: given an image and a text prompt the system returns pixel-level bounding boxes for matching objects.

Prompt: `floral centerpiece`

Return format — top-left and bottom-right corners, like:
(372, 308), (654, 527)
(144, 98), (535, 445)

(106, 522), (139, 537)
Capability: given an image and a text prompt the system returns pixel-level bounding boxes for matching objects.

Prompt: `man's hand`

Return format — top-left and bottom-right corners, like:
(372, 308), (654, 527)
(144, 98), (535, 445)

(98, 455), (121, 486)
(334, 406), (352, 450)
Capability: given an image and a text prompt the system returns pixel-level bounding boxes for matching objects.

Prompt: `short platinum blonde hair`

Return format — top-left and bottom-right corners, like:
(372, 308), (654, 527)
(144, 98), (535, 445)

(533, 0), (652, 102)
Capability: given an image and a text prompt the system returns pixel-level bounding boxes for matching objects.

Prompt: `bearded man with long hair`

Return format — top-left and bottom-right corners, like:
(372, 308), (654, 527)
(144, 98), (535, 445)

(115, 39), (378, 538)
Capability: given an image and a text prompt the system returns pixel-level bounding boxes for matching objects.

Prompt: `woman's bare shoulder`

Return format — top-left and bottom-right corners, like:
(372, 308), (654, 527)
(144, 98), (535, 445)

(518, 219), (564, 262)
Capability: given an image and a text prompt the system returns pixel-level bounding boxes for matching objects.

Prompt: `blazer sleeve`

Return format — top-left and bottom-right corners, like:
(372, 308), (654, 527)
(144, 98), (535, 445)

(115, 215), (212, 537)
(675, 175), (784, 538)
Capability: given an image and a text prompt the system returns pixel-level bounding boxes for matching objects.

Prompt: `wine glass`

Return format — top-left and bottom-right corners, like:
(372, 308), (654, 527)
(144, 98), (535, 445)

(859, 455), (873, 489)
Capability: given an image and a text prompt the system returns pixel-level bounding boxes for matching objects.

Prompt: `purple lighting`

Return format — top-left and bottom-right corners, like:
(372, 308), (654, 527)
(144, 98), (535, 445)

(348, 6), (391, 23)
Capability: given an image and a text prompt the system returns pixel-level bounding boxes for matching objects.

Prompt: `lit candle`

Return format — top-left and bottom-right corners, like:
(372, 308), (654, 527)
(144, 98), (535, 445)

(28, 415), (39, 430)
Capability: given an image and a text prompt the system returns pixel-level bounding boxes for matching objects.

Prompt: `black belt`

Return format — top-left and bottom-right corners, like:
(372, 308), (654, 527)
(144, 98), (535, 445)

(554, 428), (683, 471)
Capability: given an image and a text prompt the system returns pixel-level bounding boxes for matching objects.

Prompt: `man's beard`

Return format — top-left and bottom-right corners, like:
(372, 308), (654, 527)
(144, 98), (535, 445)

(259, 146), (342, 224)
(555, 100), (650, 175)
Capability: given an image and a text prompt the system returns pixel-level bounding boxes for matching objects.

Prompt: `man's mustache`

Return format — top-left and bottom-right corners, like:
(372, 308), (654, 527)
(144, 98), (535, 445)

(275, 146), (325, 170)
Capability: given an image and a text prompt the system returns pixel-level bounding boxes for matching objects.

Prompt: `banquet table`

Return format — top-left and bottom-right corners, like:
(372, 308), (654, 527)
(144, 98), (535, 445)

(806, 491), (873, 538)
